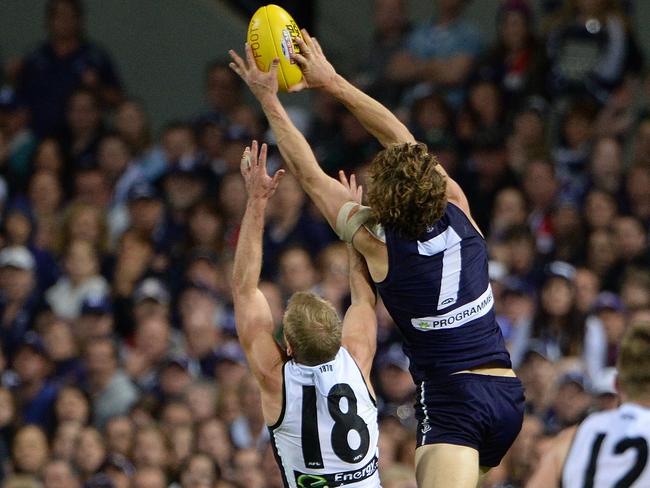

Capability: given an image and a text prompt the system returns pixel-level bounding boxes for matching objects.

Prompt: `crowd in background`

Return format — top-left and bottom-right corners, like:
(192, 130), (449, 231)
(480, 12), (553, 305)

(0, 0), (649, 487)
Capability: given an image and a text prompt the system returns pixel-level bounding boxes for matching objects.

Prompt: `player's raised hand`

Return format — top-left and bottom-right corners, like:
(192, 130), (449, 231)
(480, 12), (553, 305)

(229, 44), (279, 101)
(288, 29), (337, 92)
(241, 141), (285, 200)
(338, 170), (363, 204)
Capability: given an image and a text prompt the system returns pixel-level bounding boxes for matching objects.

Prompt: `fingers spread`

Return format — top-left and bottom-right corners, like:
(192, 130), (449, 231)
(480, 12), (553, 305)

(229, 49), (247, 71)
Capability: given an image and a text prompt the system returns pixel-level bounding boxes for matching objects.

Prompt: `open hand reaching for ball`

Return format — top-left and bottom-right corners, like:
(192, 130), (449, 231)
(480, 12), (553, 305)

(229, 44), (280, 101)
(288, 29), (338, 92)
(240, 140), (285, 201)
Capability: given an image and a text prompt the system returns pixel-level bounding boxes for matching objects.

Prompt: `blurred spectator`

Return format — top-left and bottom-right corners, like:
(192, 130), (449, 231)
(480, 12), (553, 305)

(0, 247), (41, 358)
(583, 291), (626, 381)
(11, 425), (49, 476)
(15, 0), (123, 136)
(73, 426), (106, 482)
(131, 468), (166, 488)
(0, 87), (37, 190)
(58, 88), (104, 171)
(361, 0), (413, 108)
(83, 337), (138, 427)
(480, 0), (544, 110)
(545, 0), (642, 103)
(45, 239), (109, 320)
(12, 332), (58, 428)
(530, 262), (583, 359)
(42, 459), (81, 488)
(387, 0), (484, 107)
(103, 416), (134, 459)
(195, 61), (244, 127)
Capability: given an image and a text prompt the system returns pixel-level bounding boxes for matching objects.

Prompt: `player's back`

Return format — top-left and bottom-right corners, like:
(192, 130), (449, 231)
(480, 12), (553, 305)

(375, 202), (511, 381)
(562, 403), (650, 487)
(269, 347), (380, 488)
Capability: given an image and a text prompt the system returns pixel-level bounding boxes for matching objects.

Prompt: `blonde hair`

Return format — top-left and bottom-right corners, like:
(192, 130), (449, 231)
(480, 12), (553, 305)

(283, 292), (342, 366)
(617, 321), (650, 400)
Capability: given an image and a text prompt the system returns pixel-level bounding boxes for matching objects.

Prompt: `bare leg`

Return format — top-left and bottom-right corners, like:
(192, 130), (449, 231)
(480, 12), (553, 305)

(415, 443), (480, 488)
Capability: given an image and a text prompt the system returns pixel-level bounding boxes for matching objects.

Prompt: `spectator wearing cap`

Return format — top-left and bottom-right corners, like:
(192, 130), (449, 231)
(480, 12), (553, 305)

(124, 182), (173, 255)
(375, 343), (416, 420)
(498, 276), (536, 369)
(162, 160), (210, 221)
(0, 246), (42, 358)
(45, 239), (109, 320)
(212, 342), (247, 390)
(2, 200), (61, 292)
(83, 336), (138, 428)
(0, 86), (37, 189)
(517, 340), (559, 416)
(11, 332), (58, 428)
(76, 294), (114, 345)
(386, 0), (484, 109)
(530, 261), (584, 359)
(157, 356), (193, 401)
(584, 291), (626, 382)
(131, 277), (170, 326)
(543, 371), (592, 434)
(15, 0), (123, 137)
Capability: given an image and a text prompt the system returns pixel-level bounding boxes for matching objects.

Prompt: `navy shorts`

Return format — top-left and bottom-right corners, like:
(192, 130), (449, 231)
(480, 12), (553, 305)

(414, 373), (525, 468)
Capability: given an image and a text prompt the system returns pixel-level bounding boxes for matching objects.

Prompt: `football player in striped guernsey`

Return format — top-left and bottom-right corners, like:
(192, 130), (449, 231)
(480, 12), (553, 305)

(230, 28), (524, 487)
(232, 141), (381, 488)
(528, 321), (650, 488)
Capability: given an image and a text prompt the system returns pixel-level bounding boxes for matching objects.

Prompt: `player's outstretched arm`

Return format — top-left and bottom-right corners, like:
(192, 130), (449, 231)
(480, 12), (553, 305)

(229, 45), (353, 230)
(289, 30), (415, 148)
(289, 32), (474, 220)
(339, 175), (377, 385)
(232, 142), (286, 393)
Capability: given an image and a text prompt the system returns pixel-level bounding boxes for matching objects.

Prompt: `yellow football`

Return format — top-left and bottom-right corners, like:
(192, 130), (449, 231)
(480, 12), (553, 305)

(247, 4), (304, 92)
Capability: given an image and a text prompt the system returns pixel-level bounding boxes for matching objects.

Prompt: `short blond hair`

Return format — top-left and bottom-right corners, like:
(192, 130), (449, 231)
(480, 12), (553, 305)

(617, 321), (650, 400)
(283, 292), (342, 366)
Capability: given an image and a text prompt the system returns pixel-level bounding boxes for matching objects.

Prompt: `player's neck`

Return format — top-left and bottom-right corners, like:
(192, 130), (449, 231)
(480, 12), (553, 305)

(624, 395), (650, 409)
